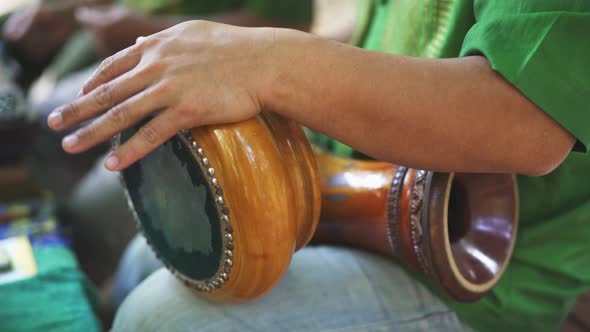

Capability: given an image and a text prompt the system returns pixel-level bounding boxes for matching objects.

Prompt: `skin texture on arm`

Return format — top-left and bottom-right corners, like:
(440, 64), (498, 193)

(264, 31), (575, 175)
(45, 22), (574, 176)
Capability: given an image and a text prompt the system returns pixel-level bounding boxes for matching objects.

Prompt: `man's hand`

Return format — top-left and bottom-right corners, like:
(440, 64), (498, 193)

(47, 21), (276, 171)
(75, 5), (157, 57)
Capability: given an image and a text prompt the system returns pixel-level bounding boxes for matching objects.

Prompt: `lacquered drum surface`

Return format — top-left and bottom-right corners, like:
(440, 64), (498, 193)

(121, 127), (223, 281)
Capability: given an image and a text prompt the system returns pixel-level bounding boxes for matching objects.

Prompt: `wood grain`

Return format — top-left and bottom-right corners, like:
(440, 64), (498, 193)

(191, 112), (320, 302)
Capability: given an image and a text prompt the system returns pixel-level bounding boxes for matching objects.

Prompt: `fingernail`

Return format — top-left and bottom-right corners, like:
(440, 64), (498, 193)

(47, 112), (63, 129)
(105, 155), (120, 170)
(62, 134), (79, 149)
(77, 89), (84, 97)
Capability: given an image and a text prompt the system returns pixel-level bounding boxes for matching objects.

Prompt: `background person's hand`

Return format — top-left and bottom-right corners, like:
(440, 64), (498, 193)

(47, 21), (280, 171)
(2, 3), (78, 64)
(75, 5), (155, 57)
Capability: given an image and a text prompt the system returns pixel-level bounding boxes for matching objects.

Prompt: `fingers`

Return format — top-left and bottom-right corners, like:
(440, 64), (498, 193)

(47, 66), (150, 131)
(60, 85), (169, 154)
(104, 110), (182, 171)
(81, 45), (142, 95)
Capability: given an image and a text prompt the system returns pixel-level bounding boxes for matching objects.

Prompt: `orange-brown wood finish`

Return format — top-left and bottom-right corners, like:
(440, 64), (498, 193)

(314, 151), (518, 302)
(312, 152), (394, 256)
(187, 112), (321, 302)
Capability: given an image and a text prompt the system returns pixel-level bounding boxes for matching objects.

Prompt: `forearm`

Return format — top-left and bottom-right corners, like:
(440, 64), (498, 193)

(263, 30), (575, 175)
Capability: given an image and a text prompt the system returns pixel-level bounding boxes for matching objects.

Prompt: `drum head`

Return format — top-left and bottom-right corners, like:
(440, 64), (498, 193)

(120, 127), (224, 282)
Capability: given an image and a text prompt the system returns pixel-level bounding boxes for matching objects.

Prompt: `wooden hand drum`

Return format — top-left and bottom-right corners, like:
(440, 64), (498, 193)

(118, 112), (518, 303)
(119, 113), (321, 302)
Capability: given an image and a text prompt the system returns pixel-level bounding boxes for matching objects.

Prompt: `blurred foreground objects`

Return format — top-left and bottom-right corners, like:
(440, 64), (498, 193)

(0, 53), (100, 332)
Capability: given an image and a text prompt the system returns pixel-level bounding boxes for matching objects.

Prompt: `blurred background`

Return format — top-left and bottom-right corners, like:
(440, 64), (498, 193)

(0, 1), (587, 332)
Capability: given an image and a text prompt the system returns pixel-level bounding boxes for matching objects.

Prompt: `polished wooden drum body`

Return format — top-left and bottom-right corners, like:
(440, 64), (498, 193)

(314, 153), (518, 302)
(119, 112), (518, 303)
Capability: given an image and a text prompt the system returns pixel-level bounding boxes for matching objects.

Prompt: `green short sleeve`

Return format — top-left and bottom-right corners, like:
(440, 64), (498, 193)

(245, 0), (313, 25)
(460, 1), (590, 152)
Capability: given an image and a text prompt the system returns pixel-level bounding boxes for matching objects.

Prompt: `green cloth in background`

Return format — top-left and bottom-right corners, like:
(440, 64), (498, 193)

(0, 246), (101, 332)
(310, 1), (590, 331)
(0, 195), (100, 332)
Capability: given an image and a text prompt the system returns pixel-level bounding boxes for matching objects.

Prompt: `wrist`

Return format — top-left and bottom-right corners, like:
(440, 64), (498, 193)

(258, 28), (322, 118)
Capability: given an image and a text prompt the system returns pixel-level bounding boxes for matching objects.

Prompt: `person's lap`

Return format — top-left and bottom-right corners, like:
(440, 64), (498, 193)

(112, 246), (473, 332)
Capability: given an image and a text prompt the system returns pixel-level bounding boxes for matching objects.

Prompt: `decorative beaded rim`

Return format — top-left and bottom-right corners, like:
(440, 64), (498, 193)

(114, 130), (235, 293)
(386, 166), (407, 255)
(409, 169), (435, 278)
(386, 167), (435, 278)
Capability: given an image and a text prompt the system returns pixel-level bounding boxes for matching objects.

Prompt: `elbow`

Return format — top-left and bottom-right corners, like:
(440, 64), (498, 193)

(522, 160), (562, 177)
(517, 136), (576, 177)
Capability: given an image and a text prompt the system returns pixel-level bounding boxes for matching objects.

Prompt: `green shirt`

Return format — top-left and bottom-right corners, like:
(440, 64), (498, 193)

(312, 1), (590, 331)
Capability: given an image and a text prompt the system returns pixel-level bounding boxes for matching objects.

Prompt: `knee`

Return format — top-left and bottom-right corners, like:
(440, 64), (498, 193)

(111, 235), (162, 307)
(113, 268), (243, 332)
(112, 268), (194, 332)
